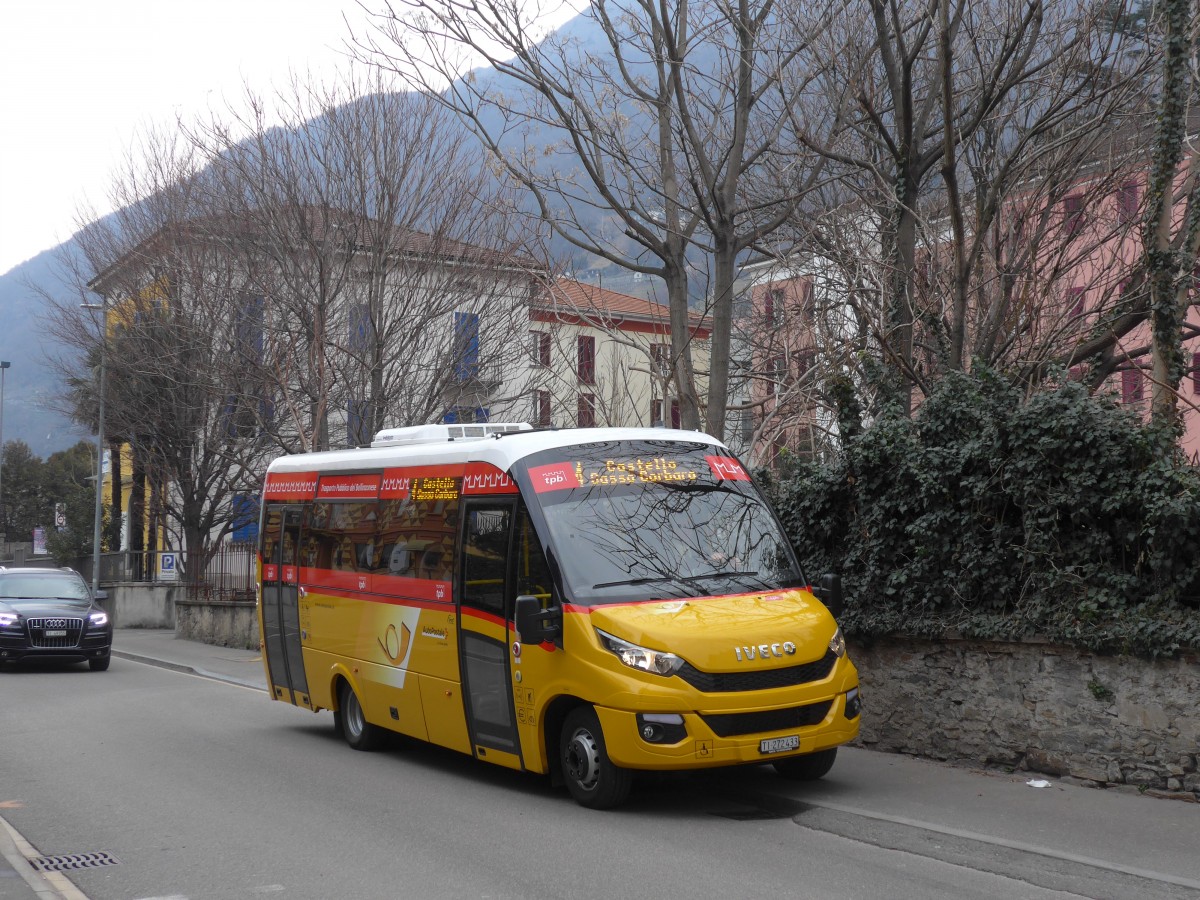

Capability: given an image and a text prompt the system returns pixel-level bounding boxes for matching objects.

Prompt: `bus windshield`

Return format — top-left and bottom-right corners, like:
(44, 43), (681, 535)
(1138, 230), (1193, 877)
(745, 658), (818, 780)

(512, 440), (803, 605)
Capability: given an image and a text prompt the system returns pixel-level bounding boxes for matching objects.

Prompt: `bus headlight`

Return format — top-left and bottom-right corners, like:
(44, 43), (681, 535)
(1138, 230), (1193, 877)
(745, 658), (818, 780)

(597, 629), (684, 676)
(828, 626), (846, 658)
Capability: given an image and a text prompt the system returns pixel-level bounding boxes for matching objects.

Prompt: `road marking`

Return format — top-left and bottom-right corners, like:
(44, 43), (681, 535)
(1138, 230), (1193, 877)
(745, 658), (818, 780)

(0, 800), (24, 809)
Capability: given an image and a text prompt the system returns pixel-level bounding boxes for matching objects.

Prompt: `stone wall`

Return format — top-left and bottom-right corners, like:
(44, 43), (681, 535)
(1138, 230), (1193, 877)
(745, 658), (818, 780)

(103, 583), (178, 628)
(174, 599), (260, 650)
(849, 637), (1199, 801)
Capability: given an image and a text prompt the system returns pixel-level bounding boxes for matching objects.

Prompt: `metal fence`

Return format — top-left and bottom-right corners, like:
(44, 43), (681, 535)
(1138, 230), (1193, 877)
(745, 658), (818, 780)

(79, 544), (257, 603)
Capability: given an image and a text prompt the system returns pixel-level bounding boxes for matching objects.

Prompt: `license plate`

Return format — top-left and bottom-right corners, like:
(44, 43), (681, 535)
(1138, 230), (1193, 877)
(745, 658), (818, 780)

(46, 630), (67, 638)
(759, 735), (800, 754)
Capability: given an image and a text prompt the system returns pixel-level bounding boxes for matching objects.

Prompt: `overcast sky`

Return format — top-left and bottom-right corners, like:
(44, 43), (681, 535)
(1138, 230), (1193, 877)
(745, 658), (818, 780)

(0, 0), (379, 276)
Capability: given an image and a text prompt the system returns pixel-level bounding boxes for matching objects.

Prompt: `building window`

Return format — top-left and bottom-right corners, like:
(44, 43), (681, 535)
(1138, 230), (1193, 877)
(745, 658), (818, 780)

(650, 342), (670, 377)
(1064, 194), (1085, 237)
(444, 406), (489, 424)
(530, 330), (551, 367)
(1193, 352), (1200, 394)
(764, 288), (784, 326)
(347, 398), (372, 447)
(1117, 182), (1139, 225)
(453, 312), (480, 380)
(651, 399), (680, 428)
(235, 294), (265, 364)
(766, 356), (785, 395)
(801, 280), (816, 321)
(230, 493), (260, 544)
(577, 336), (596, 384)
(1122, 367), (1143, 403)
(349, 303), (372, 353)
(578, 393), (596, 427)
(534, 390), (551, 427)
(796, 349), (816, 378)
(1068, 287), (1086, 318)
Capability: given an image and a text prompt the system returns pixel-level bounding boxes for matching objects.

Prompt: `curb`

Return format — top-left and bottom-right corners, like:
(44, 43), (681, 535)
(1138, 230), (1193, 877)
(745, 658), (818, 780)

(110, 650), (266, 691)
(0, 816), (84, 900)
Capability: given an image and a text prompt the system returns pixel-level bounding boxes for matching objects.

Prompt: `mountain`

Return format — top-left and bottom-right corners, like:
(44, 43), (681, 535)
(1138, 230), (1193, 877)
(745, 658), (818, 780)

(0, 9), (703, 460)
(0, 246), (92, 458)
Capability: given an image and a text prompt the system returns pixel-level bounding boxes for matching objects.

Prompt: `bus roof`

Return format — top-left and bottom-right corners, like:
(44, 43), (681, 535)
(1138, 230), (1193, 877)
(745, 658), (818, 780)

(264, 426), (727, 476)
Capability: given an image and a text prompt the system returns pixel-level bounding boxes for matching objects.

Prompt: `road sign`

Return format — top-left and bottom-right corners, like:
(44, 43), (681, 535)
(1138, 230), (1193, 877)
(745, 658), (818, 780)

(158, 552), (178, 582)
(54, 502), (66, 530)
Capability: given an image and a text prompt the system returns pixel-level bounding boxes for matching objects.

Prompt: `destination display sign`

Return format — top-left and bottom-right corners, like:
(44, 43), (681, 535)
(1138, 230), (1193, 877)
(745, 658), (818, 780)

(411, 476), (460, 502)
(529, 457), (705, 493)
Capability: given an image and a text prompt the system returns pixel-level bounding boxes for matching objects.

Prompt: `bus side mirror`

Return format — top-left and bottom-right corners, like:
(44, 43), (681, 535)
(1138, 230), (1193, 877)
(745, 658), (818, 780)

(515, 594), (561, 644)
(812, 573), (843, 618)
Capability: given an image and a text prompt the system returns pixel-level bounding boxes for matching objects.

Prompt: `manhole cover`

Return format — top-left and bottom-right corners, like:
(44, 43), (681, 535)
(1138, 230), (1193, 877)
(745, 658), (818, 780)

(30, 851), (120, 872)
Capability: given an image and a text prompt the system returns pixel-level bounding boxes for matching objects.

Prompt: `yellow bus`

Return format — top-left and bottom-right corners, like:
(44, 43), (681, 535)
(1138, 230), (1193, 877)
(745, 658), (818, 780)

(257, 424), (860, 808)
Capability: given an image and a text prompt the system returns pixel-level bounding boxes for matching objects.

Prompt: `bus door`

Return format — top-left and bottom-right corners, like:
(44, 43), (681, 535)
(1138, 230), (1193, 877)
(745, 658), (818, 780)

(261, 504), (311, 707)
(458, 499), (520, 762)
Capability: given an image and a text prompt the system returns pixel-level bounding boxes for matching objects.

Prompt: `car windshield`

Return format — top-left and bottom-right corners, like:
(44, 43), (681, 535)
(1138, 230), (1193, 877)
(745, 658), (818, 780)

(0, 574), (90, 601)
(514, 440), (803, 605)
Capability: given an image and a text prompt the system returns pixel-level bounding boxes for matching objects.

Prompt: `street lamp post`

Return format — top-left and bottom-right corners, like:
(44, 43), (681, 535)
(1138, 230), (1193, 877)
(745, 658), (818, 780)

(82, 302), (106, 595)
(0, 360), (10, 543)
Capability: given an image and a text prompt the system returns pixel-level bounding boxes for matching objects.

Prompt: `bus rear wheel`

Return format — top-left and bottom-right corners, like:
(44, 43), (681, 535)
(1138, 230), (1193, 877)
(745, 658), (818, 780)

(337, 681), (385, 751)
(560, 707), (631, 809)
(773, 747), (837, 781)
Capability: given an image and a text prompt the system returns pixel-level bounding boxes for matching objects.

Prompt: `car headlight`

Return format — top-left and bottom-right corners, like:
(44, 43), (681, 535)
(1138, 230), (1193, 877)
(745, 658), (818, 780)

(597, 629), (684, 676)
(828, 626), (846, 658)
(0, 613), (18, 628)
(89, 611), (109, 627)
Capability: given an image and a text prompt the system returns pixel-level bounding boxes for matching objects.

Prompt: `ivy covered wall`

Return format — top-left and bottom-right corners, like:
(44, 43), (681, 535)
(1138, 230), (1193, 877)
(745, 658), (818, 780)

(762, 370), (1200, 658)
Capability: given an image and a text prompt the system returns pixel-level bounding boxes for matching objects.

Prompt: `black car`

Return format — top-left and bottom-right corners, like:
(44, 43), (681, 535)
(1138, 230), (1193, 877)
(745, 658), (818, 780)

(0, 567), (112, 671)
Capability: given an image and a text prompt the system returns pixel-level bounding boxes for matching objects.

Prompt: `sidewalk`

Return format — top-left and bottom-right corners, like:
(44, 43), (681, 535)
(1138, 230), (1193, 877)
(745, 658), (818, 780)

(110, 628), (267, 690)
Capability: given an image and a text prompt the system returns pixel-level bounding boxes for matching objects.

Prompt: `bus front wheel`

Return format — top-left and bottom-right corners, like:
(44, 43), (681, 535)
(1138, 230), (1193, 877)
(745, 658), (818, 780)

(336, 681), (386, 752)
(560, 707), (632, 809)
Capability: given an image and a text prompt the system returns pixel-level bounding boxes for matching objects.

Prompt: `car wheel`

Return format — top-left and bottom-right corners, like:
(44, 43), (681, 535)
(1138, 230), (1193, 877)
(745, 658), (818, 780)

(560, 707), (632, 809)
(89, 656), (111, 672)
(773, 747), (837, 781)
(337, 681), (385, 751)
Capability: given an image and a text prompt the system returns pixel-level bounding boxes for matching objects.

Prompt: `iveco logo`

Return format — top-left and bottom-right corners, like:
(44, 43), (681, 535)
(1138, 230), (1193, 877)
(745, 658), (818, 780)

(734, 641), (797, 662)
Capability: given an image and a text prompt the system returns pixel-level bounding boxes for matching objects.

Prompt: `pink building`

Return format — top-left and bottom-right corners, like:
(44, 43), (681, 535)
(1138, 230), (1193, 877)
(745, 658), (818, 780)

(1034, 167), (1200, 460)
(738, 274), (824, 468)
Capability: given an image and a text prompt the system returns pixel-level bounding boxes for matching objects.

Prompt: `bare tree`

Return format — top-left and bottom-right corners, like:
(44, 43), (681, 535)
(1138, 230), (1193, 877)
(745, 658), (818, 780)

(352, 0), (827, 439)
(1142, 0), (1200, 430)
(193, 71), (544, 451)
(785, 0), (1154, 416)
(43, 126), (269, 578)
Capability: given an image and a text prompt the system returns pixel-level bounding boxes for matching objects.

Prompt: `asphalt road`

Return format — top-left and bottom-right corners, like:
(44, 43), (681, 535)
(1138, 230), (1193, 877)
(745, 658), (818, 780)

(2, 653), (1198, 900)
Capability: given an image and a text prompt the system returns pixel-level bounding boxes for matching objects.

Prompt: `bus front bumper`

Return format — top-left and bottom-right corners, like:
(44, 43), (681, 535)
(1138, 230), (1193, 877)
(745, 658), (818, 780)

(595, 686), (862, 771)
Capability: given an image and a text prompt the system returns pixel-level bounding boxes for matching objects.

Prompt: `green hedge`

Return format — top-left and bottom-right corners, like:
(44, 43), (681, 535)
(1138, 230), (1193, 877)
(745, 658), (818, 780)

(762, 369), (1200, 657)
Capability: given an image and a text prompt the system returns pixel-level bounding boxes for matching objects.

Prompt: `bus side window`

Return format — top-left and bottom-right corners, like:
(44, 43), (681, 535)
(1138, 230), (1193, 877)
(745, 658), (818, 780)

(516, 506), (553, 605)
(462, 506), (511, 616)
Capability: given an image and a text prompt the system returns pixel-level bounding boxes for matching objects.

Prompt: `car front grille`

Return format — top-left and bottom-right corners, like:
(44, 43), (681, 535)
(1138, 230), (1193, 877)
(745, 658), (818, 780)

(700, 699), (834, 738)
(27, 617), (84, 649)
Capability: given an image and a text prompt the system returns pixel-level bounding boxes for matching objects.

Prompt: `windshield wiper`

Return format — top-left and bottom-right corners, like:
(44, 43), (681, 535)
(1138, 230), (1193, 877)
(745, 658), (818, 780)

(593, 570), (768, 591)
(592, 575), (677, 590)
(682, 569), (759, 583)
